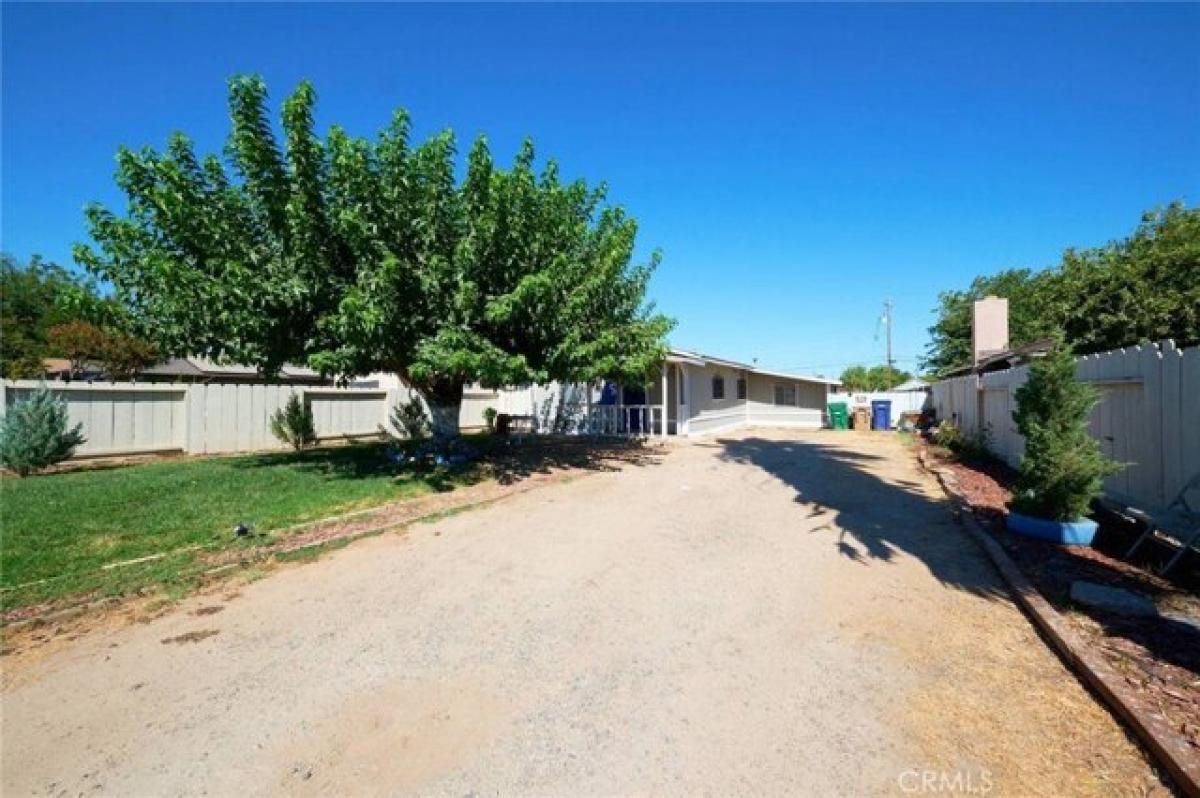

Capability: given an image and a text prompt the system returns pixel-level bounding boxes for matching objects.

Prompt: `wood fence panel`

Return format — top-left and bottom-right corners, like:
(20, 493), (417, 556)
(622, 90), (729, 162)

(1160, 341), (1183, 502)
(930, 340), (1199, 512)
(1138, 345), (1166, 510)
(1181, 348), (1200, 503)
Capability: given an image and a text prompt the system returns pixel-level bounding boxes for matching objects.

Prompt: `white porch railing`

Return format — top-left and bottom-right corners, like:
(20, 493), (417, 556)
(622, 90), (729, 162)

(585, 404), (664, 437)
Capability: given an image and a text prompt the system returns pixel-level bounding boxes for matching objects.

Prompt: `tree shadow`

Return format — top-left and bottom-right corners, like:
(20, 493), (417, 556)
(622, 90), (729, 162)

(712, 434), (1010, 602)
(230, 436), (666, 487)
(233, 442), (398, 480)
(482, 436), (667, 486)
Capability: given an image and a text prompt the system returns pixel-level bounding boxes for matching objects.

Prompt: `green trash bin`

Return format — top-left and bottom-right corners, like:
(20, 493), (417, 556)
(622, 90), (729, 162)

(828, 402), (849, 430)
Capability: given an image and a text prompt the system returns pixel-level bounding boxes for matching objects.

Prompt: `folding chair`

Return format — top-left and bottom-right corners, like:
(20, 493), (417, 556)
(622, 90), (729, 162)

(1125, 472), (1200, 576)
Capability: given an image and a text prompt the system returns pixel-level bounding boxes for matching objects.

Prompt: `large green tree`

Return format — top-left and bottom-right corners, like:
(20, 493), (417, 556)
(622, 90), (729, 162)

(76, 77), (673, 437)
(923, 203), (1200, 374)
(838, 364), (911, 392)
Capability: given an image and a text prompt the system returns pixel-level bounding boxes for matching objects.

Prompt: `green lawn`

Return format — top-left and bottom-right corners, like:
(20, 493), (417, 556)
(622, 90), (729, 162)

(1, 443), (479, 612)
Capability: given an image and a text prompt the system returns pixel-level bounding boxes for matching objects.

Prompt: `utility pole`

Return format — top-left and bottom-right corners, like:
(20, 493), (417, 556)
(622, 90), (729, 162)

(883, 299), (894, 371)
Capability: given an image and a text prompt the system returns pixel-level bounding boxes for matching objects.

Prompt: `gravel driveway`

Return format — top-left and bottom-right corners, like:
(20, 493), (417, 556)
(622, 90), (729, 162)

(2, 430), (1166, 796)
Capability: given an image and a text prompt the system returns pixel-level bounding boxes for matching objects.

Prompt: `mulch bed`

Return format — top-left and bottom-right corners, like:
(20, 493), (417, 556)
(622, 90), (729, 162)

(922, 443), (1200, 758)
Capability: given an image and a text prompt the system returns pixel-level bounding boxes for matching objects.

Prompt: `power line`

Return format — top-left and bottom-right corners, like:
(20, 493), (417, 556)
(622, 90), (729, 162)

(775, 356), (920, 371)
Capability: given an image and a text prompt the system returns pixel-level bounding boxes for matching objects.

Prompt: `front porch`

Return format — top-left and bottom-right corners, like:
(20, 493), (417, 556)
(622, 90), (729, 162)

(585, 356), (698, 437)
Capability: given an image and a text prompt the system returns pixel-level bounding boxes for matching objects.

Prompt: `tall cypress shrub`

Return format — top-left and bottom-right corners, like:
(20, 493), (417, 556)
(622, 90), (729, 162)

(1010, 337), (1121, 521)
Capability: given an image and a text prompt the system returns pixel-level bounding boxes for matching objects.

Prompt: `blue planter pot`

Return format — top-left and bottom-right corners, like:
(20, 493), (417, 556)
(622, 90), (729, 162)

(1006, 511), (1097, 546)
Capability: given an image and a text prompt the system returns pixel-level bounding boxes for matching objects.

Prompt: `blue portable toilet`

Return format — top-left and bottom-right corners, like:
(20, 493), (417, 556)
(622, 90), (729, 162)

(870, 400), (892, 430)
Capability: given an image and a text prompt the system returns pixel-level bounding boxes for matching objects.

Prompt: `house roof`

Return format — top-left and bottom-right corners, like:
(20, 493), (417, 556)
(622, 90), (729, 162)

(666, 348), (842, 386)
(938, 338), (1056, 378)
(891, 378), (930, 392)
(139, 357), (324, 380)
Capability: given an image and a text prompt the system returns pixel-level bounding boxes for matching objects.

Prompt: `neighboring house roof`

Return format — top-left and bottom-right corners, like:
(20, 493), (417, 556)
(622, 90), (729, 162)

(666, 348), (842, 386)
(938, 338), (1056, 378)
(891, 378), (930, 392)
(41, 358), (105, 379)
(138, 357), (327, 382)
(41, 358), (73, 377)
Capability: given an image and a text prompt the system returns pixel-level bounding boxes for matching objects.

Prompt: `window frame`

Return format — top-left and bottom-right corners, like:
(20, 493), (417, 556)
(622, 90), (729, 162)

(736, 377), (747, 400)
(712, 375), (725, 400)
(773, 383), (797, 406)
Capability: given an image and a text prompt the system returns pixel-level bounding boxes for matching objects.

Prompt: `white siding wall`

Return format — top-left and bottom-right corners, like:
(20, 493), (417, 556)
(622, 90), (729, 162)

(684, 364), (747, 435)
(744, 373), (826, 429)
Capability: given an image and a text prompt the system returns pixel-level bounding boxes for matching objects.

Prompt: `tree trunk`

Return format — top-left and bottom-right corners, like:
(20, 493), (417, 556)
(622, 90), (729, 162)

(427, 400), (461, 442)
(416, 378), (464, 443)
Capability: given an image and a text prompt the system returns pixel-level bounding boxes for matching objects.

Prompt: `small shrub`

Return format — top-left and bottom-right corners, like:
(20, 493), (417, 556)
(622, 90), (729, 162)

(933, 419), (992, 461)
(1011, 337), (1122, 521)
(269, 394), (317, 451)
(932, 420), (964, 450)
(0, 385), (87, 475)
(482, 406), (497, 432)
(390, 395), (430, 440)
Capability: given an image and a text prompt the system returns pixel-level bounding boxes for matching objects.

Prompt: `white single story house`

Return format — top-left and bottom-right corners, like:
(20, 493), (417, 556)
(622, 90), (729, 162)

(594, 349), (841, 437)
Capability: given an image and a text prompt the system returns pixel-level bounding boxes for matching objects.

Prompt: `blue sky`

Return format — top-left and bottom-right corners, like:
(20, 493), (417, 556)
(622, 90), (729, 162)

(3, 3), (1197, 376)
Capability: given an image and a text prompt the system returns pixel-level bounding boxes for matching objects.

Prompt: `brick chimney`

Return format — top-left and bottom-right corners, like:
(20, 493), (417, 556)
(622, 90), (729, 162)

(972, 296), (1009, 365)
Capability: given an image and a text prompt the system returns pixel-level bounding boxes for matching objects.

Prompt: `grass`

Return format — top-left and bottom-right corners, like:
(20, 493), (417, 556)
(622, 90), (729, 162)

(1, 441), (484, 613)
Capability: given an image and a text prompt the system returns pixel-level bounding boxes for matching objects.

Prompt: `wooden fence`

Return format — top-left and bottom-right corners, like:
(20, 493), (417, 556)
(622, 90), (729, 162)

(930, 340), (1200, 512)
(0, 378), (598, 459)
(0, 380), (398, 458)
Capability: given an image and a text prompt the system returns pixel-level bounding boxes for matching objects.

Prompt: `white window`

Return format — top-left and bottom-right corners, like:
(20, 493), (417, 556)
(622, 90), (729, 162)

(774, 384), (796, 406)
(712, 375), (725, 399)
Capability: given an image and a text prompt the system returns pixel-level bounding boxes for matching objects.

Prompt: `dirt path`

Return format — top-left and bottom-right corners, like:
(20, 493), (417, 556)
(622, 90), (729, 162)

(1, 430), (1167, 795)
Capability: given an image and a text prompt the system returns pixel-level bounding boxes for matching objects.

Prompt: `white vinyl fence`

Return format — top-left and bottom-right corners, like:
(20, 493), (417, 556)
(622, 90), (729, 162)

(930, 340), (1200, 512)
(0, 380), (399, 458)
(827, 390), (930, 425)
(0, 378), (603, 459)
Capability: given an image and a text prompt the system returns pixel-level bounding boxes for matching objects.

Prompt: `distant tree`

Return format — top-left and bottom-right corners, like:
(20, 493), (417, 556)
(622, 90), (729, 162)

(923, 202), (1200, 374)
(866, 365), (911, 391)
(1, 254), (149, 379)
(97, 332), (158, 380)
(76, 76), (673, 440)
(44, 321), (157, 380)
(839, 364), (911, 392)
(1, 255), (91, 377)
(47, 321), (108, 377)
(839, 365), (870, 392)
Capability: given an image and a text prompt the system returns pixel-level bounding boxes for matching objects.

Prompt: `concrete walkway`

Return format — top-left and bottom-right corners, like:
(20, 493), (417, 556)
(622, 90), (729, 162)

(2, 431), (1165, 796)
